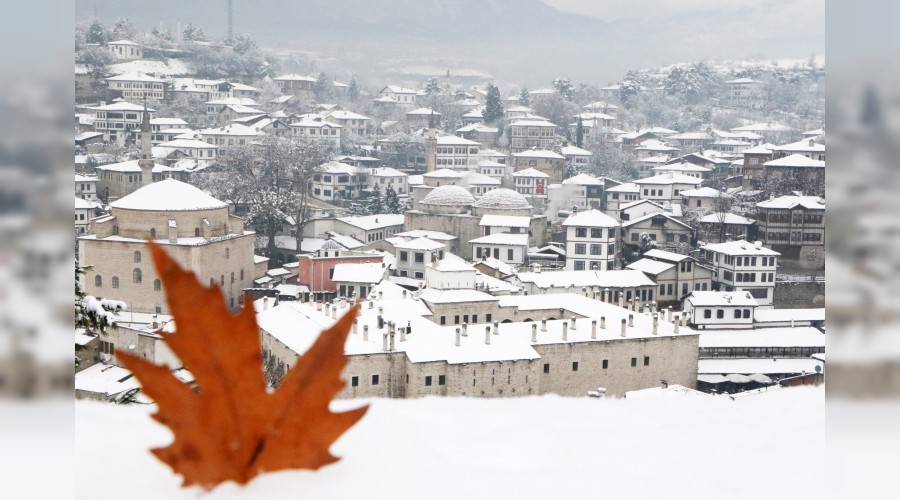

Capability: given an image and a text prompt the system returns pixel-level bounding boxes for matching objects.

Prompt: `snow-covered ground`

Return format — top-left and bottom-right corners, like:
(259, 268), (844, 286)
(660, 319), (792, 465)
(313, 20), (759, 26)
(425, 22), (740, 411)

(74, 386), (824, 499)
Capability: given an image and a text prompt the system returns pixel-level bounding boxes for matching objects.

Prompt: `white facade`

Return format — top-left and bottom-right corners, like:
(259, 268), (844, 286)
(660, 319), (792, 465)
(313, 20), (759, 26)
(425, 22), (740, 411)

(289, 118), (342, 149)
(470, 233), (529, 265)
(367, 167), (409, 197)
(435, 135), (481, 172)
(312, 162), (362, 201)
(562, 210), (620, 271)
(107, 40), (143, 60)
(684, 290), (758, 329)
(91, 102), (154, 144)
(511, 168), (551, 196)
(75, 174), (99, 202)
(701, 240), (780, 307)
(106, 72), (166, 100)
(395, 238), (446, 279)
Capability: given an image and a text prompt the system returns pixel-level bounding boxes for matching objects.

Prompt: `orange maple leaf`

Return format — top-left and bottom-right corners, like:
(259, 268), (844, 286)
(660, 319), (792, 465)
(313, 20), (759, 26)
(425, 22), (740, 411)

(117, 241), (367, 489)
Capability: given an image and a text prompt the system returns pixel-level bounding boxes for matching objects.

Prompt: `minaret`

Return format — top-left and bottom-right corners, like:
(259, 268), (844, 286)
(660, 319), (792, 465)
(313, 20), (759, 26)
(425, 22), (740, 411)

(424, 110), (437, 173)
(138, 99), (153, 187)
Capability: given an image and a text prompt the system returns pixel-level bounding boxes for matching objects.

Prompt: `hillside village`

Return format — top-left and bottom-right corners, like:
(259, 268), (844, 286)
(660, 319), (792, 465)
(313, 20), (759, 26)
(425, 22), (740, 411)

(74, 19), (825, 402)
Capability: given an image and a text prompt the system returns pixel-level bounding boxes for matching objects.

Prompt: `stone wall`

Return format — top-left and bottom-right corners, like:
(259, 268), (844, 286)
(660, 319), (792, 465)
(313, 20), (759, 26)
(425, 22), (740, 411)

(774, 281), (826, 309)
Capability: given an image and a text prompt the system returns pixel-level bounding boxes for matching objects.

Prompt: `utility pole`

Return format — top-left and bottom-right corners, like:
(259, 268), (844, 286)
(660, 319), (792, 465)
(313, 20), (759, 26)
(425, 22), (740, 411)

(227, 0), (234, 41)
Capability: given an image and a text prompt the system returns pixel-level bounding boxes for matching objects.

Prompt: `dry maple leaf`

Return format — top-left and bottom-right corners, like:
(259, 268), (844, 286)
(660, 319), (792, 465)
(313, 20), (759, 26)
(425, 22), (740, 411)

(117, 241), (368, 489)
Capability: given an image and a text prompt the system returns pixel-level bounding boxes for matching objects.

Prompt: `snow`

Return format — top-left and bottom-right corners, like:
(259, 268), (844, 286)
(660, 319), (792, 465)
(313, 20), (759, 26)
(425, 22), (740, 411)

(701, 240), (780, 256)
(337, 214), (405, 231)
(107, 72), (166, 83)
(772, 140), (825, 153)
(654, 163), (712, 174)
(394, 230), (457, 242)
(421, 185), (475, 206)
(698, 358), (824, 375)
(89, 101), (153, 112)
(368, 167), (406, 177)
(511, 167), (550, 178)
(430, 257), (476, 273)
(634, 173), (703, 186)
(561, 173), (602, 185)
(394, 237), (445, 251)
(73, 386), (824, 499)
(472, 188), (531, 210)
(273, 74), (316, 82)
(332, 263), (386, 284)
(698, 212), (755, 225)
(110, 179), (228, 212)
(108, 59), (191, 77)
(512, 150), (564, 159)
(643, 248), (690, 262)
(508, 118), (556, 127)
(405, 107), (441, 116)
(479, 257), (516, 276)
(763, 154), (825, 168)
(198, 123), (262, 137)
(479, 214), (531, 228)
(753, 308), (825, 324)
(561, 209), (619, 228)
(622, 212), (692, 229)
(515, 270), (656, 289)
(468, 232), (529, 246)
(605, 182), (639, 193)
(419, 288), (498, 304)
(686, 290), (759, 307)
(626, 258), (675, 276)
(475, 272), (521, 293)
(74, 363), (138, 398)
(698, 327), (825, 348)
(435, 135), (480, 146)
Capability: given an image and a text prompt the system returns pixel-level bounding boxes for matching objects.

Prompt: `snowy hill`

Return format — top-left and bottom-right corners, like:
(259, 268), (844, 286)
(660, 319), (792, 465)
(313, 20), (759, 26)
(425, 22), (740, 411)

(74, 386), (824, 499)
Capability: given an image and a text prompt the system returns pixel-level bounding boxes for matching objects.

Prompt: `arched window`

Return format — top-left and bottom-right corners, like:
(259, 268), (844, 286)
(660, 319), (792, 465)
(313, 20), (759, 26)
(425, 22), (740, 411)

(225, 248), (230, 259)
(734, 309), (741, 319)
(716, 310), (724, 319)
(134, 251), (141, 263)
(209, 278), (214, 286)
(230, 272), (235, 284)
(704, 309), (712, 319)
(133, 268), (142, 283)
(113, 225), (119, 235)
(154, 279), (161, 291)
(112, 276), (120, 288)
(220, 275), (225, 286)
(195, 228), (200, 237)
(95, 275), (102, 287)
(150, 228), (156, 239)
(743, 309), (751, 319)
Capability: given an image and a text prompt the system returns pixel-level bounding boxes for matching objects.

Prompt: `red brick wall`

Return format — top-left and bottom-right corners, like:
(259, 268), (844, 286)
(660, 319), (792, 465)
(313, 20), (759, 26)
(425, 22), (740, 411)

(296, 254), (382, 292)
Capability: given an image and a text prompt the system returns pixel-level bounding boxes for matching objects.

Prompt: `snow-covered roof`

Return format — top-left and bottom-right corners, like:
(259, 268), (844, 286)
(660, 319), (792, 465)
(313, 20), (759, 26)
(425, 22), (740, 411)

(680, 187), (725, 198)
(772, 140), (825, 153)
(511, 168), (550, 178)
(726, 77), (759, 84)
(619, 199), (663, 211)
(513, 150), (564, 160)
(698, 327), (824, 348)
(698, 358), (822, 375)
(157, 138), (218, 149)
(419, 288), (498, 304)
(320, 161), (357, 174)
(436, 135), (480, 146)
(74, 173), (97, 183)
(701, 240), (780, 256)
(634, 173), (703, 186)
(338, 214), (405, 231)
(198, 123), (261, 136)
(742, 143), (776, 154)
(457, 123), (499, 134)
(96, 159), (172, 174)
(643, 248), (691, 263)
(90, 102), (154, 112)
(429, 255), (476, 273)
(626, 259), (675, 276)
(74, 196), (96, 210)
(291, 117), (343, 129)
(654, 162), (712, 174)
(473, 188), (531, 210)
(622, 212), (693, 230)
(479, 215), (531, 228)
(273, 74), (316, 82)
(107, 72), (165, 83)
(394, 237), (445, 251)
(753, 308), (825, 324)
(422, 185), (475, 206)
(686, 290), (759, 307)
(326, 110), (371, 121)
(382, 85), (419, 94)
(605, 182), (639, 193)
(150, 117), (188, 126)
(110, 179), (228, 211)
(74, 363), (139, 397)
(462, 172), (501, 186)
(394, 230), (456, 241)
(562, 173), (602, 186)
(406, 107), (441, 116)
(369, 167), (407, 177)
(332, 263), (386, 284)
(756, 195), (825, 210)
(509, 119), (557, 127)
(108, 39), (140, 46)
(763, 154), (825, 168)
(562, 209), (619, 228)
(560, 145), (592, 156)
(479, 256), (517, 276)
(469, 232), (529, 246)
(730, 122), (792, 133)
(423, 168), (466, 179)
(516, 269), (655, 289)
(698, 213), (756, 225)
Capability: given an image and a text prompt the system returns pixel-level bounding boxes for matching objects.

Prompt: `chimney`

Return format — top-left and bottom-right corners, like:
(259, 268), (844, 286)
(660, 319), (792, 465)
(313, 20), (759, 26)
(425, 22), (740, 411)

(378, 291), (383, 300)
(562, 321), (568, 341)
(167, 219), (177, 243)
(364, 325), (369, 341)
(652, 314), (658, 335)
(352, 320), (358, 335)
(382, 332), (389, 351)
(667, 306), (673, 322)
(673, 317), (680, 334)
(455, 328), (461, 347)
(628, 314), (634, 327)
(493, 321), (499, 335)
(263, 296), (269, 311)
(591, 320), (597, 339)
(571, 317), (577, 330)
(389, 324), (396, 351)
(316, 302), (322, 311)
(620, 318), (627, 337)
(400, 326), (407, 342)
(808, 138), (815, 147)
(541, 318), (547, 332)
(618, 292), (624, 308)
(531, 323), (538, 342)
(152, 320), (159, 329)
(369, 301), (374, 309)
(485, 326), (491, 345)
(461, 322), (468, 337)
(402, 289), (407, 299)
(600, 316), (606, 329)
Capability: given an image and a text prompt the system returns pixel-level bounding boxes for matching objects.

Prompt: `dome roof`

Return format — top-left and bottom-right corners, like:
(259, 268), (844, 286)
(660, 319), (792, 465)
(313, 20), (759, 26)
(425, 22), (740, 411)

(422, 185), (475, 206)
(110, 179), (228, 212)
(473, 188), (531, 210)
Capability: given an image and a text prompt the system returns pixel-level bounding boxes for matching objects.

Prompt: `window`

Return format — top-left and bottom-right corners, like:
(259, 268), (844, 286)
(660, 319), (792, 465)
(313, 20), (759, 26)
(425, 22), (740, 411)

(543, 363), (550, 374)
(150, 228), (156, 239)
(666, 234), (675, 243)
(94, 275), (102, 287)
(195, 228), (200, 237)
(591, 228), (602, 238)
(486, 314), (492, 322)
(351, 376), (359, 387)
(575, 244), (586, 255)
(400, 251), (408, 262)
(414, 252), (424, 263)
(240, 269), (244, 280)
(454, 315), (460, 324)
(602, 359), (608, 369)
(225, 248), (230, 259)
(743, 309), (751, 319)
(704, 309), (712, 319)
(372, 374), (380, 385)
(716, 310), (724, 319)
(508, 249), (513, 261)
(440, 316), (446, 325)
(438, 375), (446, 385)
(133, 268), (142, 283)
(220, 275), (225, 286)
(133, 251), (141, 263)
(112, 276), (119, 288)
(631, 357), (637, 367)
(590, 244), (601, 255)
(734, 309), (742, 319)
(425, 376), (432, 386)
(574, 260), (585, 271)
(153, 279), (161, 291)
(631, 233), (639, 242)
(644, 356), (650, 366)
(231, 272), (235, 284)
(575, 228), (587, 238)
(572, 362), (579, 372)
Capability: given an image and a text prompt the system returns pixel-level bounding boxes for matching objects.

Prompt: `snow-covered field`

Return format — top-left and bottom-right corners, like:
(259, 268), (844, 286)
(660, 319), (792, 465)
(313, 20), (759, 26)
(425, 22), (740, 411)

(72, 386), (824, 499)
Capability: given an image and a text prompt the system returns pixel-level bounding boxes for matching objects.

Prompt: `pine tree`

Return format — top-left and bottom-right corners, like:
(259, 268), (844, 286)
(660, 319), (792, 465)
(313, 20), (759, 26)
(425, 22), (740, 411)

(314, 72), (331, 101)
(347, 77), (360, 101)
(367, 184), (384, 214)
(519, 87), (530, 107)
(575, 117), (584, 148)
(484, 83), (504, 124)
(425, 77), (441, 95)
(75, 257), (125, 337)
(552, 78), (574, 100)
(384, 186), (403, 214)
(182, 23), (207, 42)
(86, 21), (107, 45)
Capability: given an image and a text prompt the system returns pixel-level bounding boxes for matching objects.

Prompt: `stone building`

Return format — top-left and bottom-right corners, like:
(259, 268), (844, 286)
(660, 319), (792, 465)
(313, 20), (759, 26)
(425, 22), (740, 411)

(512, 150), (565, 183)
(258, 283), (699, 398)
(507, 119), (558, 153)
(626, 249), (714, 308)
(756, 195), (825, 269)
(77, 179), (256, 314)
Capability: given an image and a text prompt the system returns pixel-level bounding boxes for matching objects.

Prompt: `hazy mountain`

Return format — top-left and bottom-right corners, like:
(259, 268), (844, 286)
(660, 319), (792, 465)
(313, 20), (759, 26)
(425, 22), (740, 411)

(75, 0), (820, 86)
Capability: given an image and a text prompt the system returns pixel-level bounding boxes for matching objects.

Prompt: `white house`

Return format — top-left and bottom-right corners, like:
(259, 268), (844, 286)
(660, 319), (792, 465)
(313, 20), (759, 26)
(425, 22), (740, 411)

(325, 110), (371, 136)
(289, 117), (342, 149)
(332, 262), (387, 299)
(623, 212), (694, 249)
(507, 118), (558, 153)
(90, 102), (154, 144)
(470, 232), (529, 266)
(75, 174), (99, 202)
(334, 214), (405, 244)
(511, 168), (551, 196)
(107, 40), (143, 61)
(154, 139), (218, 165)
(680, 187), (728, 209)
(198, 123), (261, 149)
(367, 167), (409, 197)
(701, 240), (780, 307)
(106, 72), (167, 100)
(312, 162), (362, 201)
(379, 85), (420, 108)
(618, 199), (664, 222)
(558, 173), (605, 211)
(634, 173), (703, 205)
(75, 196), (97, 234)
(683, 290), (759, 329)
(651, 162), (712, 180)
(605, 182), (640, 219)
(560, 145), (592, 172)
(435, 135), (481, 172)
(562, 210), (620, 271)
(627, 248), (713, 307)
(395, 237), (446, 279)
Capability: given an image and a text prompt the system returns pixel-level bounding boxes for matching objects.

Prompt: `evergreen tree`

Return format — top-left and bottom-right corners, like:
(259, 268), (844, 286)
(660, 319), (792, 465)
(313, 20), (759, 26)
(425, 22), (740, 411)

(314, 72), (331, 101)
(75, 258), (125, 336)
(347, 77), (360, 101)
(552, 78), (574, 100)
(110, 17), (137, 41)
(227, 33), (257, 55)
(182, 23), (207, 42)
(384, 186), (403, 214)
(483, 83), (504, 124)
(453, 88), (469, 100)
(425, 77), (441, 95)
(86, 21), (107, 45)
(519, 87), (530, 107)
(575, 117), (584, 148)
(367, 184), (384, 214)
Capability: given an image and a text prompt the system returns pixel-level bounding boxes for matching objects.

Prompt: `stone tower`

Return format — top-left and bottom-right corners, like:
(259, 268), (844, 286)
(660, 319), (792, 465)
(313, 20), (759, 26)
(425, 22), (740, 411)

(138, 100), (154, 187)
(424, 117), (437, 174)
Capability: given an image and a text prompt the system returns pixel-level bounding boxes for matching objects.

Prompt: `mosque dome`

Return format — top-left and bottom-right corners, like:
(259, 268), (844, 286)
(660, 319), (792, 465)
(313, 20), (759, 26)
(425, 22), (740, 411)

(422, 185), (476, 206)
(472, 188), (531, 210)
